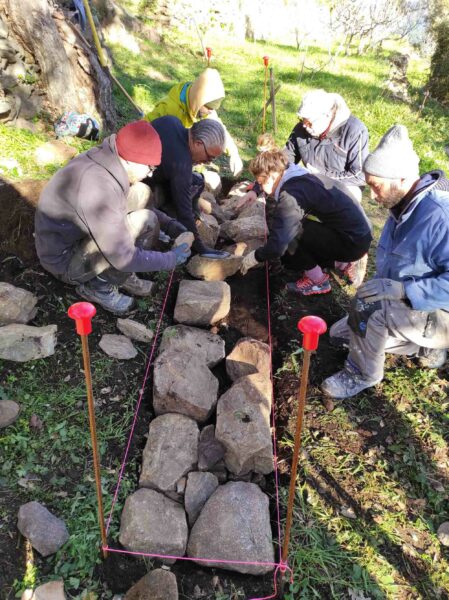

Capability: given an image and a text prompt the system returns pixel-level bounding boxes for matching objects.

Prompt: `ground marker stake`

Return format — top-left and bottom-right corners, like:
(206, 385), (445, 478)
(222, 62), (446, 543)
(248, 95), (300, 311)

(206, 46), (212, 66)
(68, 301), (108, 559)
(281, 316), (327, 568)
(262, 56), (269, 133)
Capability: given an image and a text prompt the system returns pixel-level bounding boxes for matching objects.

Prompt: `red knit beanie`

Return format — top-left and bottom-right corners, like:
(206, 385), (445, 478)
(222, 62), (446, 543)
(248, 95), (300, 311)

(116, 121), (162, 165)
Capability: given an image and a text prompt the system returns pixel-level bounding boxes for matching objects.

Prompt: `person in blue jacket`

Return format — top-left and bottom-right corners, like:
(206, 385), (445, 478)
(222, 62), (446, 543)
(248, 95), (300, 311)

(322, 124), (449, 399)
(285, 90), (369, 201)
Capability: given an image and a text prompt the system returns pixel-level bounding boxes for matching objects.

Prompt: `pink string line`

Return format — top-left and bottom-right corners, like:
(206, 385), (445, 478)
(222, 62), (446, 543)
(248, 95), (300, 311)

(103, 204), (292, 599)
(105, 268), (175, 535)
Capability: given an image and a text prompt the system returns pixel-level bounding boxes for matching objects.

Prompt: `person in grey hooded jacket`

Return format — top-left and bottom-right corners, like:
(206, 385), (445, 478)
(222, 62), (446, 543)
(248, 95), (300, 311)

(35, 120), (190, 315)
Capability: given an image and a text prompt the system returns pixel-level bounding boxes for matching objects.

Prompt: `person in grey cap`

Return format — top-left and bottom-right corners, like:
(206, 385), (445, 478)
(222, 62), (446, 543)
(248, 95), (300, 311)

(149, 115), (229, 258)
(321, 124), (449, 399)
(285, 89), (369, 202)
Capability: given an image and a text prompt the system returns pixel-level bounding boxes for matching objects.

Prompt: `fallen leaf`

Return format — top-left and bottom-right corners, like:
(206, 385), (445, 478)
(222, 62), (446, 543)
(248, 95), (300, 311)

(29, 414), (43, 431)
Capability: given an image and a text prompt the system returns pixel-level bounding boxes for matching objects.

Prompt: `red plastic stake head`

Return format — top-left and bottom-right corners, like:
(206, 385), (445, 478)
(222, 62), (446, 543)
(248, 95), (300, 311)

(298, 315), (327, 351)
(68, 302), (96, 336)
(206, 47), (212, 59)
(263, 55), (269, 67)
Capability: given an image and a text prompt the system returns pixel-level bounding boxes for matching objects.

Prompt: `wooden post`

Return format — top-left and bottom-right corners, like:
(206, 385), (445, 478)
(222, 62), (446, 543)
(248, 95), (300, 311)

(269, 67), (277, 134)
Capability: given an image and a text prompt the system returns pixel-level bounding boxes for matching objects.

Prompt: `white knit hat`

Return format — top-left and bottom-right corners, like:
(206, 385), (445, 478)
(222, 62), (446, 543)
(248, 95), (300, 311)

(363, 124), (419, 179)
(297, 89), (334, 121)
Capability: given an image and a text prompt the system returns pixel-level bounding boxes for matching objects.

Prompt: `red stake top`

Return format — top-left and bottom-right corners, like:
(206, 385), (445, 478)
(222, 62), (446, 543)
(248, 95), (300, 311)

(263, 55), (269, 67)
(206, 47), (212, 59)
(298, 315), (327, 351)
(68, 302), (96, 336)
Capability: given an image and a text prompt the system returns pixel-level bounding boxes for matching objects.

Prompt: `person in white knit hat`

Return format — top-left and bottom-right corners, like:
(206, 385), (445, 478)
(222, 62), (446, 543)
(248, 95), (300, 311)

(285, 89), (369, 202)
(321, 124), (449, 399)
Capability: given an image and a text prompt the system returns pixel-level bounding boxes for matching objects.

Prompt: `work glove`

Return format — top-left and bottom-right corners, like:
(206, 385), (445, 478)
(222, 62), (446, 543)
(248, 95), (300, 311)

(199, 248), (230, 259)
(240, 250), (259, 275)
(229, 151), (243, 177)
(172, 243), (191, 266)
(357, 278), (405, 303)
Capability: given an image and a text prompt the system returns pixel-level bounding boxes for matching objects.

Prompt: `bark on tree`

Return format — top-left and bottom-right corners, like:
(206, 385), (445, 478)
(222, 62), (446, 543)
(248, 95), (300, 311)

(0, 0), (117, 130)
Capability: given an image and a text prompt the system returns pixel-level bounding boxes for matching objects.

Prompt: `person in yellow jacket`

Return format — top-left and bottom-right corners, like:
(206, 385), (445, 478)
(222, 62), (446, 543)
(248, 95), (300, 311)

(145, 68), (243, 176)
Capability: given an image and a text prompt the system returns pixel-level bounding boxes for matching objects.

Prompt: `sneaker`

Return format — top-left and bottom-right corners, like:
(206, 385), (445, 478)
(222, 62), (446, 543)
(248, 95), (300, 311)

(321, 367), (380, 399)
(418, 348), (447, 369)
(286, 274), (331, 296)
(76, 277), (134, 315)
(121, 273), (154, 297)
(341, 254), (368, 288)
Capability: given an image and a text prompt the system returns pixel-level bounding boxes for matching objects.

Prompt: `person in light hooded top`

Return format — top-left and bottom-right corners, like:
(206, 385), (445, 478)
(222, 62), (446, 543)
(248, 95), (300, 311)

(145, 68), (243, 176)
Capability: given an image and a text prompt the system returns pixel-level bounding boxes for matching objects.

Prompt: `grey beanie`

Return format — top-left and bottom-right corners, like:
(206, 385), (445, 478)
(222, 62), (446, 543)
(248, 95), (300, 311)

(363, 124), (419, 179)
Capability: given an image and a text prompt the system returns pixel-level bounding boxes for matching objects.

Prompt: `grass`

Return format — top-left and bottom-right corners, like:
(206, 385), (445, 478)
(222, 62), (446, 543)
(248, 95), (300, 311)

(1, 11), (449, 600)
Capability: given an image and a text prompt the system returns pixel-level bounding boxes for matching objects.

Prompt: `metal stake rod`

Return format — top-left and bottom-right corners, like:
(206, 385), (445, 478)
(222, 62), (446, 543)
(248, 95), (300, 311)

(269, 66), (277, 134)
(281, 316), (327, 566)
(68, 302), (108, 559)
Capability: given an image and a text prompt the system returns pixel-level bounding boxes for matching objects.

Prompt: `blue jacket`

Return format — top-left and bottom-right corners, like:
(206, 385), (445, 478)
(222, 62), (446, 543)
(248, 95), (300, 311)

(376, 171), (449, 311)
(285, 115), (368, 187)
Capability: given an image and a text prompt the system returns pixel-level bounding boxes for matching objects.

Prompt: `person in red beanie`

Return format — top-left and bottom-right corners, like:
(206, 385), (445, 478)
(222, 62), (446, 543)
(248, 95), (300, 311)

(35, 120), (190, 314)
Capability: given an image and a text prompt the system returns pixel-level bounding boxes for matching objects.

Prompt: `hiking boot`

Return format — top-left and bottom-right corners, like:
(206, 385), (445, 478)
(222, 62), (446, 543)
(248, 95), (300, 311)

(286, 274), (331, 296)
(341, 254), (368, 288)
(121, 273), (154, 297)
(321, 366), (381, 399)
(76, 277), (134, 315)
(418, 347), (447, 369)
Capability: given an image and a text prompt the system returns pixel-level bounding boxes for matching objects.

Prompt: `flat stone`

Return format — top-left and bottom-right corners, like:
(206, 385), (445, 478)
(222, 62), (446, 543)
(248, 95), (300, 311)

(224, 239), (264, 257)
(196, 214), (220, 248)
(0, 282), (38, 325)
(139, 414), (199, 493)
(17, 501), (69, 557)
(0, 324), (57, 362)
(237, 199), (266, 220)
(203, 170), (222, 197)
(99, 334), (137, 359)
(0, 399), (20, 428)
(437, 522), (449, 546)
(187, 481), (274, 575)
(198, 425), (225, 471)
(216, 374), (273, 476)
(153, 351), (219, 423)
(34, 141), (77, 166)
(220, 216), (266, 243)
(226, 337), (271, 381)
(125, 569), (178, 600)
(174, 232), (195, 248)
(174, 280), (231, 326)
(34, 580), (66, 600)
(117, 319), (154, 343)
(186, 255), (242, 281)
(185, 472), (219, 526)
(119, 488), (188, 561)
(159, 325), (225, 368)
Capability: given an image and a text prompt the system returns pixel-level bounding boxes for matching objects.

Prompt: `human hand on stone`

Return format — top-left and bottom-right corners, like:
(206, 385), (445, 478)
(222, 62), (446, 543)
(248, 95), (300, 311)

(172, 243), (191, 266)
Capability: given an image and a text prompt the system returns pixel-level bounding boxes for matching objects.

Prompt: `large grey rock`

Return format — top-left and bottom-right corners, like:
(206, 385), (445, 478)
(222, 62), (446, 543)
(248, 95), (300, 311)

(117, 319), (154, 343)
(124, 569), (178, 600)
(0, 324), (57, 362)
(226, 337), (271, 381)
(33, 580), (66, 600)
(17, 502), (69, 557)
(196, 214), (220, 248)
(187, 481), (274, 574)
(99, 334), (137, 359)
(216, 374), (273, 476)
(186, 255), (242, 281)
(198, 191), (232, 223)
(437, 522), (449, 546)
(185, 472), (219, 526)
(237, 199), (266, 220)
(220, 216), (266, 243)
(198, 424), (225, 471)
(159, 325), (225, 368)
(0, 399), (20, 428)
(174, 281), (231, 326)
(139, 414), (199, 492)
(119, 489), (188, 561)
(0, 282), (38, 325)
(203, 170), (222, 197)
(153, 351), (219, 423)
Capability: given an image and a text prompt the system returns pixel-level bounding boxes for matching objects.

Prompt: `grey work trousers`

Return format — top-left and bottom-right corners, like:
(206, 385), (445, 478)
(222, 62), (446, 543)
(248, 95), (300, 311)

(330, 299), (449, 381)
(63, 182), (159, 285)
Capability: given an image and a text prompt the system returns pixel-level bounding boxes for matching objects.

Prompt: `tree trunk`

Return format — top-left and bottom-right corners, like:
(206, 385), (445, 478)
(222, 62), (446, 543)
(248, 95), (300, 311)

(0, 0), (117, 131)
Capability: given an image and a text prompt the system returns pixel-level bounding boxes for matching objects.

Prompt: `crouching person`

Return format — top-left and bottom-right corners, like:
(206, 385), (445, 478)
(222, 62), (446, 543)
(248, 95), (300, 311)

(35, 120), (191, 315)
(322, 125), (449, 398)
(240, 144), (372, 295)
